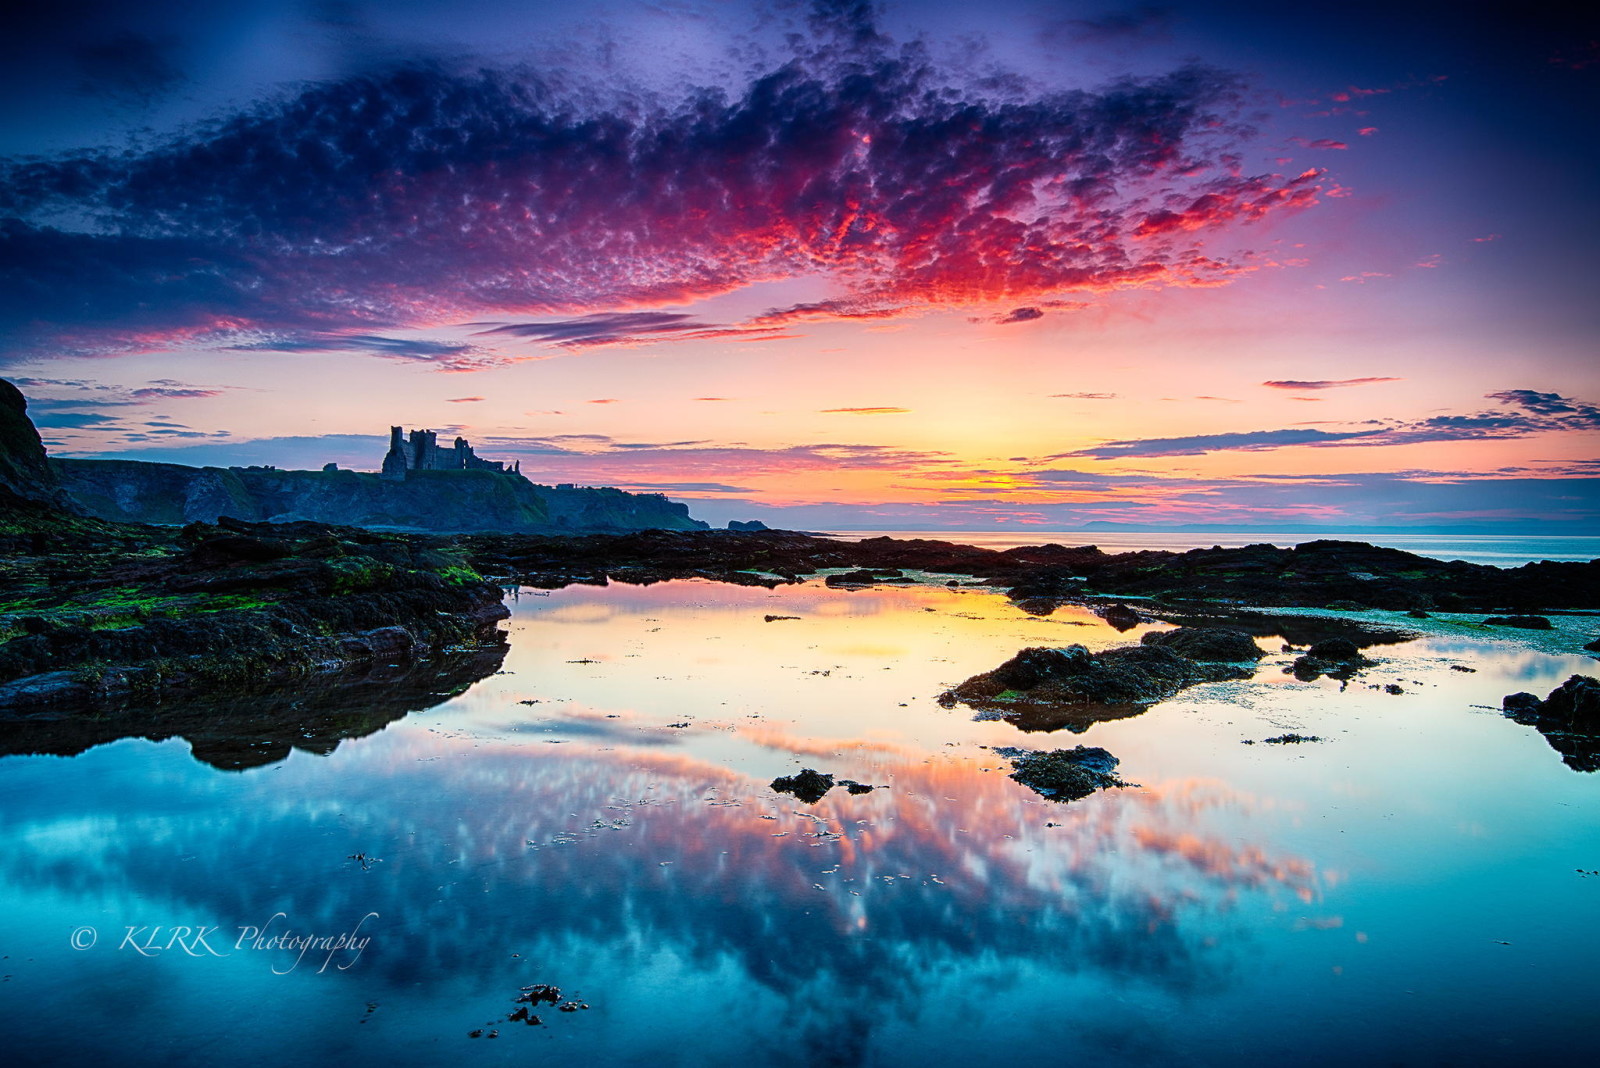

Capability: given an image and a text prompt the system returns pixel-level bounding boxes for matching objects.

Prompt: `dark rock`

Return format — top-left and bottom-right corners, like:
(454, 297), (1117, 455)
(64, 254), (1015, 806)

(1585, 638), (1600, 652)
(1325, 599), (1368, 611)
(988, 645), (1093, 690)
(1501, 675), (1600, 772)
(1481, 615), (1554, 630)
(1539, 675), (1600, 726)
(727, 520), (769, 531)
(770, 768), (834, 804)
(1098, 603), (1142, 631)
(1502, 692), (1542, 713)
(1384, 684), (1404, 695)
(1140, 626), (1264, 661)
(999, 745), (1128, 802)
(1407, 609), (1432, 618)
(1260, 733), (1322, 744)
(825, 569), (880, 588)
(1307, 638), (1363, 661)
(0, 378), (72, 510)
(838, 779), (877, 794)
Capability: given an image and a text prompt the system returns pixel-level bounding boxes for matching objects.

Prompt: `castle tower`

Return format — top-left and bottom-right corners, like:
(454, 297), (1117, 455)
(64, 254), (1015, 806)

(380, 426), (408, 481)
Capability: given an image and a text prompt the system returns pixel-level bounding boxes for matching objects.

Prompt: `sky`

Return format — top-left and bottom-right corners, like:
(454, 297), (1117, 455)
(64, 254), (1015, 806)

(1, 0), (1596, 532)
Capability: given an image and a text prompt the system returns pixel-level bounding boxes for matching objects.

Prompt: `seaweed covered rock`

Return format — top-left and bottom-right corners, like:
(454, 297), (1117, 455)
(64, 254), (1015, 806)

(941, 641), (1252, 722)
(0, 517), (509, 711)
(996, 745), (1129, 802)
(1140, 626), (1263, 662)
(1502, 674), (1600, 772)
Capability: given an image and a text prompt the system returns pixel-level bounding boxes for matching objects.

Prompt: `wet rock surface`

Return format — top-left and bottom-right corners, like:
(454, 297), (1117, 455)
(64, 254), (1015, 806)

(994, 745), (1130, 802)
(1503, 674), (1600, 771)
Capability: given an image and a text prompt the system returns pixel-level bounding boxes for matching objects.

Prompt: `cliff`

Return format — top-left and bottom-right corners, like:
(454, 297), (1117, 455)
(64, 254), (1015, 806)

(52, 458), (706, 533)
(0, 379), (71, 510)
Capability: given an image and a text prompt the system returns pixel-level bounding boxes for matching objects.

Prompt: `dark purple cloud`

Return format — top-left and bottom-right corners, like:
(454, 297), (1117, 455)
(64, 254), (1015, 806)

(0, 3), (1320, 358)
(476, 312), (793, 350)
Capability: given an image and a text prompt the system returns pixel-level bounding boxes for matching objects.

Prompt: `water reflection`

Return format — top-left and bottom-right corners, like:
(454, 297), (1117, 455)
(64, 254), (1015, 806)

(0, 731), (1314, 1010)
(0, 578), (1596, 1067)
(0, 645), (506, 769)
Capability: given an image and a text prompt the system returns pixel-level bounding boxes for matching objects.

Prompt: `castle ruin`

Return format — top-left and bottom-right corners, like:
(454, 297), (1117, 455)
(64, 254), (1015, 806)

(380, 427), (522, 482)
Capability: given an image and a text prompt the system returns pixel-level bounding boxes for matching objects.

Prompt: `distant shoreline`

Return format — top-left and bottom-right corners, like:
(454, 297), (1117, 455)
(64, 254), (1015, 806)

(816, 530), (1600, 567)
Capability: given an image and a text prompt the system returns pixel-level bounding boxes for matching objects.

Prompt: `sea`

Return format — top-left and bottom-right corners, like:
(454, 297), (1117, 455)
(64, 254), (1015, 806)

(1, 551), (1597, 1064)
(822, 530), (1600, 567)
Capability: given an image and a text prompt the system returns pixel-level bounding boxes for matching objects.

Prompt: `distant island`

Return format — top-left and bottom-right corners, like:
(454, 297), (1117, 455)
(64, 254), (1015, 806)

(52, 423), (707, 534)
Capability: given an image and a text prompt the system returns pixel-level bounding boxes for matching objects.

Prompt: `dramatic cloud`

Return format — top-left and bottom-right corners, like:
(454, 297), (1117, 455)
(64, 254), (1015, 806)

(1262, 377), (1401, 390)
(0, 2), (1323, 358)
(995, 307), (1045, 324)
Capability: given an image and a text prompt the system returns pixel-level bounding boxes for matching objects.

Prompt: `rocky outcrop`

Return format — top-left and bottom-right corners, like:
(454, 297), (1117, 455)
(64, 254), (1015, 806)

(0, 516), (510, 712)
(1503, 674), (1600, 772)
(52, 458), (707, 533)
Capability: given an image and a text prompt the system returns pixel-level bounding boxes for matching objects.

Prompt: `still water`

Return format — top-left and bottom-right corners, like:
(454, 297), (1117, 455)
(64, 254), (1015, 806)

(1, 580), (1597, 1066)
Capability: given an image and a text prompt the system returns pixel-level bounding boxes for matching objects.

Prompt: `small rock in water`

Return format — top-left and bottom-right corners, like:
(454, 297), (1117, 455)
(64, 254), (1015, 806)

(771, 768), (835, 804)
(1000, 746), (1129, 802)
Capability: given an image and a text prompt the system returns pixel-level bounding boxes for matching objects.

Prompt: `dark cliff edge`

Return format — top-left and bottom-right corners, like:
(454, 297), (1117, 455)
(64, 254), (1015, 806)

(0, 378), (71, 511)
(52, 457), (707, 533)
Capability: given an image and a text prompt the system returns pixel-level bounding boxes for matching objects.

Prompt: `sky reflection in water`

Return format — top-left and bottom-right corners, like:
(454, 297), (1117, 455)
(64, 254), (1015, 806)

(1, 580), (1597, 1066)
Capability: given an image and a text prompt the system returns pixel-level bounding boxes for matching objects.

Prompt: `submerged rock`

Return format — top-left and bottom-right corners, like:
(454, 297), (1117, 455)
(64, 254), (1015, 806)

(996, 745), (1129, 802)
(1502, 674), (1600, 772)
